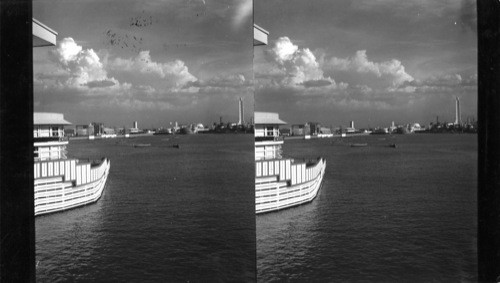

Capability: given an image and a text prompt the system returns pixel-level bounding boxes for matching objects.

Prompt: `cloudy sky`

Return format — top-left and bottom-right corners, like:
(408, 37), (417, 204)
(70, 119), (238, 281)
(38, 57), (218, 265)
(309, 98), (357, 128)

(254, 0), (477, 128)
(33, 0), (253, 128)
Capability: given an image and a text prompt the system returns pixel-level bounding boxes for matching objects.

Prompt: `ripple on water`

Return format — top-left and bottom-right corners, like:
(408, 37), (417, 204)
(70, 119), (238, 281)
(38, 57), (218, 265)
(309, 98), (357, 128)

(257, 134), (477, 282)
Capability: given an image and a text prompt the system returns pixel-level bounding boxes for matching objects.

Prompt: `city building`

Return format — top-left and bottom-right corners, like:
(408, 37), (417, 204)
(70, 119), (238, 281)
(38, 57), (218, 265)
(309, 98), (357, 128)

(389, 121), (397, 133)
(346, 121), (356, 133)
(64, 128), (75, 137)
(411, 123), (425, 132)
(103, 127), (115, 135)
(291, 124), (305, 136)
(130, 121), (139, 134)
(291, 122), (323, 136)
(304, 122), (321, 136)
(76, 124), (93, 136)
(319, 127), (332, 135)
(91, 122), (104, 136)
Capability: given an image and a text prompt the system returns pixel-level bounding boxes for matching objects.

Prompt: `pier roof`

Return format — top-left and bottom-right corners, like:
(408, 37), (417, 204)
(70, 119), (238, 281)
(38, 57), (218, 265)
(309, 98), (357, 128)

(254, 112), (287, 125)
(34, 112), (71, 125)
(33, 18), (58, 47)
(253, 24), (269, 46)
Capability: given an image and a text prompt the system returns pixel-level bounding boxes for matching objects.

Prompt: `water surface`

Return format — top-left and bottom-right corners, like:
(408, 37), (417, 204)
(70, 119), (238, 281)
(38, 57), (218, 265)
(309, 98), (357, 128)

(36, 134), (256, 282)
(257, 134), (477, 282)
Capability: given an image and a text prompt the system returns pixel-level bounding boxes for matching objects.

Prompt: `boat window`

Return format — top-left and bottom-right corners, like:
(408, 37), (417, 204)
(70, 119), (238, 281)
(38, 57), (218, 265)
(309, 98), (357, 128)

(51, 127), (58, 137)
(266, 126), (274, 136)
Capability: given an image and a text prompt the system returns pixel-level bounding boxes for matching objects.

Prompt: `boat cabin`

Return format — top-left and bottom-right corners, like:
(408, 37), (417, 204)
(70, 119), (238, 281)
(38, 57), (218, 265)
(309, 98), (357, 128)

(254, 112), (286, 161)
(34, 112), (71, 161)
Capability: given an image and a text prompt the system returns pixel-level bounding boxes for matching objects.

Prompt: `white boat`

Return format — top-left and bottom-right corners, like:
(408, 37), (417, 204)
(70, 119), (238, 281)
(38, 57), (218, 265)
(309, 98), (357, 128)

(255, 112), (326, 214)
(34, 113), (110, 216)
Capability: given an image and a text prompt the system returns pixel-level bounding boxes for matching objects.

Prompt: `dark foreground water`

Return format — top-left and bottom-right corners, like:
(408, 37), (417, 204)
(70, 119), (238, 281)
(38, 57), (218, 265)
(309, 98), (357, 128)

(257, 134), (477, 282)
(36, 134), (255, 282)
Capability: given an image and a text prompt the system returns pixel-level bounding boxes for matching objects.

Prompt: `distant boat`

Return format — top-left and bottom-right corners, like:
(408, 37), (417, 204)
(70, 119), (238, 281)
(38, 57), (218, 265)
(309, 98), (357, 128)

(350, 143), (368, 147)
(133, 143), (151, 148)
(172, 144), (180, 149)
(388, 143), (397, 148)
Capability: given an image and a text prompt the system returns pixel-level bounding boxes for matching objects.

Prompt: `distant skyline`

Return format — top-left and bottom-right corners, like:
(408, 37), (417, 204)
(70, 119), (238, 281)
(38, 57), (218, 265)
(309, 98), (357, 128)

(33, 0), (253, 128)
(254, 0), (477, 128)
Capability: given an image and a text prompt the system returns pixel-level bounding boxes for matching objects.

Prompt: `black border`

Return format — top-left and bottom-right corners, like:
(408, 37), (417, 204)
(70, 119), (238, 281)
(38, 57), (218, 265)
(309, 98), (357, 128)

(478, 0), (500, 281)
(0, 0), (36, 281)
(1, 0), (499, 281)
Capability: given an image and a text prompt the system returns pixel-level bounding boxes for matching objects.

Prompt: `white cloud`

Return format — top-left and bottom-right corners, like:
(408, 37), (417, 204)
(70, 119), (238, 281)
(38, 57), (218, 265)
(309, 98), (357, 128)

(106, 98), (175, 111)
(49, 37), (119, 90)
(389, 73), (474, 94)
(180, 73), (252, 99)
(426, 73), (462, 86)
(108, 50), (197, 88)
(379, 59), (414, 86)
(325, 50), (414, 88)
(336, 98), (391, 110)
(54, 38), (82, 63)
(35, 37), (203, 112)
(264, 37), (336, 88)
(255, 37), (425, 113)
(272, 37), (299, 64)
(44, 38), (197, 94)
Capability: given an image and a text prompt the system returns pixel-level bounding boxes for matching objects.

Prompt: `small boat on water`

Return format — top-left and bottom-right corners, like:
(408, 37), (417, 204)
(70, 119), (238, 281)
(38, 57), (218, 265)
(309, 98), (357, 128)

(172, 144), (180, 149)
(350, 143), (368, 147)
(133, 143), (151, 148)
(388, 143), (397, 148)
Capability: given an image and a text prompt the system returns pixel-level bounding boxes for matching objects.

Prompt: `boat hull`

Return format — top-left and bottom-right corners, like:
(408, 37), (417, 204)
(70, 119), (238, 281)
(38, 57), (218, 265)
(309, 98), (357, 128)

(255, 158), (325, 214)
(34, 158), (110, 216)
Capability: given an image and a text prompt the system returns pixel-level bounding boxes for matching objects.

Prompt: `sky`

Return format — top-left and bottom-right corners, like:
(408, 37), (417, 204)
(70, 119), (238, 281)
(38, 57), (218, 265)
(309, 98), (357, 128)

(254, 0), (477, 128)
(33, 0), (253, 128)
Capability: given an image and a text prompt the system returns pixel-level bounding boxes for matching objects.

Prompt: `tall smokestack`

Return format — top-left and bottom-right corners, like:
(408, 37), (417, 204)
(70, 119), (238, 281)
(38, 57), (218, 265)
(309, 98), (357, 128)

(455, 97), (462, 125)
(238, 97), (244, 125)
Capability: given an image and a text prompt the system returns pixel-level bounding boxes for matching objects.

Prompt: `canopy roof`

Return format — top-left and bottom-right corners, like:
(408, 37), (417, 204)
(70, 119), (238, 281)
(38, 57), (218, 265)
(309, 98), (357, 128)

(34, 112), (71, 125)
(254, 112), (287, 125)
(253, 24), (269, 46)
(33, 18), (57, 47)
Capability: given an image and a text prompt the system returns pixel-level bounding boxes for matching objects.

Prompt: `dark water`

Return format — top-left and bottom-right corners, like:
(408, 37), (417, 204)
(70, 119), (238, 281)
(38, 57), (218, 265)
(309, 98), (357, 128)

(36, 134), (256, 282)
(257, 134), (477, 282)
